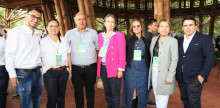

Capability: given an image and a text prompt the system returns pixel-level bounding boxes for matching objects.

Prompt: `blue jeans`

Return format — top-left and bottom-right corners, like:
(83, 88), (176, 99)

(0, 66), (9, 108)
(16, 69), (42, 108)
(147, 89), (152, 102)
(101, 65), (121, 108)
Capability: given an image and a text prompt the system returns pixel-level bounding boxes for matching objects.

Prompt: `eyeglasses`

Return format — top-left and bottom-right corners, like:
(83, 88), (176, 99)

(48, 25), (59, 28)
(28, 13), (42, 22)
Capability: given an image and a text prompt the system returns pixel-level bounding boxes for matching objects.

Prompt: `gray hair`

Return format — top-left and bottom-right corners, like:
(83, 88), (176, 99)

(102, 14), (118, 32)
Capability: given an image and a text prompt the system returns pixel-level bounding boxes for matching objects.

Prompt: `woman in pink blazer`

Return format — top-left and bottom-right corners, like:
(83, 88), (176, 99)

(97, 14), (126, 108)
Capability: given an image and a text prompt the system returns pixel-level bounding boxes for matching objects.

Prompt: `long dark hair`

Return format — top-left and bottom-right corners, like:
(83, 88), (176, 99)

(47, 19), (61, 42)
(102, 14), (118, 32)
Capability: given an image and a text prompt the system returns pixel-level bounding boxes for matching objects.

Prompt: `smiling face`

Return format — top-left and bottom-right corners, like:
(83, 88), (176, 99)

(148, 22), (157, 33)
(158, 21), (170, 37)
(26, 10), (42, 29)
(182, 20), (197, 37)
(132, 21), (142, 36)
(46, 20), (60, 36)
(104, 16), (116, 32)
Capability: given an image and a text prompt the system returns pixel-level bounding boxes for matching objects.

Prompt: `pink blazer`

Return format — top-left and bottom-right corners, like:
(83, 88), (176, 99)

(97, 31), (126, 78)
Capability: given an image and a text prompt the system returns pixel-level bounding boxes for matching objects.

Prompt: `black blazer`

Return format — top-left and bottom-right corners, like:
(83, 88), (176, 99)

(126, 35), (151, 68)
(176, 31), (215, 84)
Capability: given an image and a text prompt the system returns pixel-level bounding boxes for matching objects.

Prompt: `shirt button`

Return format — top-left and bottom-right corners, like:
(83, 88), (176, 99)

(111, 53), (113, 54)
(111, 46), (113, 48)
(183, 56), (185, 57)
(112, 59), (114, 60)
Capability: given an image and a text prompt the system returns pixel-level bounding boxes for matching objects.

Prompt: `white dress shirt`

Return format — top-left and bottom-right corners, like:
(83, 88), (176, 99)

(0, 36), (6, 65)
(183, 31), (196, 53)
(5, 24), (41, 78)
(40, 36), (71, 74)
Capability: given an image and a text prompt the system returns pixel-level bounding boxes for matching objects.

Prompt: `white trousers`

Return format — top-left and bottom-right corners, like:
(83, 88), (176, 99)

(152, 67), (170, 108)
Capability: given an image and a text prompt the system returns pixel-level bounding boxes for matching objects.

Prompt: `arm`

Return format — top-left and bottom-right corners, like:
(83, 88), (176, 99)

(166, 39), (179, 83)
(117, 33), (126, 78)
(5, 28), (19, 87)
(198, 36), (215, 83)
(67, 54), (72, 79)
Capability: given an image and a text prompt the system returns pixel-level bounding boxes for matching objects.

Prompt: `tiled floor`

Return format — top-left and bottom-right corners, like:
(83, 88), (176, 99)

(6, 63), (220, 108)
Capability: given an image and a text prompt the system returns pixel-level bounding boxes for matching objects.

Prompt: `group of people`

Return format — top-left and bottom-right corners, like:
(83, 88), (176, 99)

(0, 7), (215, 108)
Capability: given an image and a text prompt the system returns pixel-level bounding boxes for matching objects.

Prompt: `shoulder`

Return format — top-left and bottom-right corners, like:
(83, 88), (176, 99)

(87, 28), (97, 33)
(152, 36), (159, 42)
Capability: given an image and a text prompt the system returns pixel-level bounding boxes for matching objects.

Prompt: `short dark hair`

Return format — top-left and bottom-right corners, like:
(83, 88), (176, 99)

(27, 7), (43, 14)
(47, 19), (61, 42)
(146, 19), (157, 30)
(102, 14), (118, 32)
(182, 16), (197, 26)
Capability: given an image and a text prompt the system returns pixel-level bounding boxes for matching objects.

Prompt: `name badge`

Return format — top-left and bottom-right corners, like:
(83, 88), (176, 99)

(56, 55), (62, 66)
(133, 50), (142, 61)
(98, 47), (107, 57)
(78, 43), (86, 53)
(153, 56), (159, 67)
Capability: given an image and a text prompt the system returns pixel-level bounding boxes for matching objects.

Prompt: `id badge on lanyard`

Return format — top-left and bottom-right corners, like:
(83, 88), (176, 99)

(78, 43), (86, 53)
(152, 56), (159, 67)
(133, 50), (142, 61)
(98, 47), (107, 57)
(56, 54), (62, 66)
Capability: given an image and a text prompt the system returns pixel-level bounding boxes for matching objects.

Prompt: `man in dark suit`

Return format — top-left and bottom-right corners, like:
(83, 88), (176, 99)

(176, 16), (215, 108)
(145, 19), (157, 40)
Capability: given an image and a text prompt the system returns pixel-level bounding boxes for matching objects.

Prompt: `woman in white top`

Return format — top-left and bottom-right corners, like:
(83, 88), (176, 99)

(40, 19), (72, 108)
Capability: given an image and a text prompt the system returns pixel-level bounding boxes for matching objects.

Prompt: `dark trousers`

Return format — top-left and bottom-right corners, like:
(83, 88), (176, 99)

(178, 78), (204, 108)
(43, 69), (69, 108)
(71, 63), (97, 108)
(0, 66), (9, 108)
(101, 65), (121, 108)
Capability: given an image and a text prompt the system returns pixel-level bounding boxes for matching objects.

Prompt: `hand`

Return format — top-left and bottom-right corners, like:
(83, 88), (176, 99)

(10, 77), (19, 87)
(166, 81), (171, 84)
(117, 71), (123, 78)
(69, 71), (72, 79)
(198, 75), (204, 84)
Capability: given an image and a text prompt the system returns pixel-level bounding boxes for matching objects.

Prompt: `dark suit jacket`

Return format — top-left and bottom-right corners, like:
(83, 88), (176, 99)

(144, 30), (153, 40)
(126, 35), (151, 68)
(176, 31), (215, 84)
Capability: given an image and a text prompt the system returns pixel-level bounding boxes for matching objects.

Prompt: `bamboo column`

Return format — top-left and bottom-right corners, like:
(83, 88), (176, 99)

(4, 8), (11, 28)
(209, 0), (217, 37)
(84, 0), (93, 28)
(77, 0), (85, 13)
(125, 17), (130, 35)
(199, 16), (203, 33)
(154, 0), (164, 22)
(46, 3), (54, 20)
(59, 0), (70, 33)
(54, 0), (65, 36)
(89, 0), (96, 30)
(41, 1), (48, 24)
(163, 0), (170, 21)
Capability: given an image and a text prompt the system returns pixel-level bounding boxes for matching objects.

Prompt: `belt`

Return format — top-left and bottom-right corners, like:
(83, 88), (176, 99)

(16, 66), (41, 73)
(49, 66), (69, 71)
(72, 63), (96, 68)
(0, 65), (5, 67)
(142, 56), (146, 58)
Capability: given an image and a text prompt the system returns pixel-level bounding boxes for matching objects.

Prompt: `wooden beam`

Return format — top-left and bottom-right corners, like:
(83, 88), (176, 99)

(77, 0), (85, 13)
(7, 6), (19, 21)
(179, 0), (181, 9)
(10, 17), (25, 25)
(199, 16), (203, 33)
(54, 0), (65, 36)
(184, 0), (186, 8)
(84, 0), (93, 28)
(154, 0), (164, 22)
(59, 0), (70, 33)
(125, 17), (129, 35)
(89, 0), (96, 30)
(41, 0), (48, 24)
(209, 0), (217, 37)
(115, 0), (118, 9)
(102, 0), (106, 7)
(190, 0), (194, 15)
(124, 0), (128, 10)
(163, 0), (170, 21)
(110, 0), (112, 8)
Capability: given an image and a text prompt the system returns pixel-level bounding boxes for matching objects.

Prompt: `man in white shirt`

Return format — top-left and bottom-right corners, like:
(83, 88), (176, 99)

(5, 8), (43, 108)
(0, 35), (9, 108)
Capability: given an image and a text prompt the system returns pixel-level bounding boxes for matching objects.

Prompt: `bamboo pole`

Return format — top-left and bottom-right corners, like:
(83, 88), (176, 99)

(89, 0), (96, 30)
(41, 1), (48, 24)
(54, 0), (65, 36)
(77, 0), (85, 13)
(59, 0), (70, 33)
(163, 0), (170, 21)
(84, 0), (93, 28)
(199, 16), (203, 33)
(154, 0), (164, 22)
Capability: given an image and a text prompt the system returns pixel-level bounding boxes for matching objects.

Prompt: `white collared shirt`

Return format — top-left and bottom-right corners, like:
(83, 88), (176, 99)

(183, 31), (196, 53)
(0, 36), (6, 65)
(40, 36), (71, 74)
(5, 24), (41, 78)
